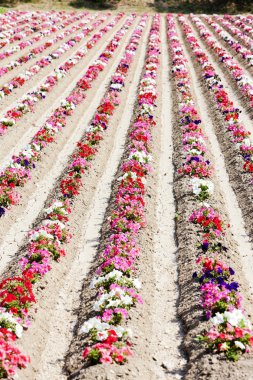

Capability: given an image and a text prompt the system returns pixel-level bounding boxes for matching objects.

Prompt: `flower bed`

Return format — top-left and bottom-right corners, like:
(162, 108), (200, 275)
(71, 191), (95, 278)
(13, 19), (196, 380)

(0, 13), (111, 134)
(168, 13), (253, 361)
(203, 15), (253, 66)
(190, 15), (253, 110)
(225, 14), (253, 41)
(0, 11), (88, 65)
(0, 13), (134, 217)
(215, 15), (253, 49)
(178, 15), (253, 184)
(0, 11), (79, 49)
(0, 14), (148, 378)
(0, 15), (99, 99)
(80, 14), (160, 366)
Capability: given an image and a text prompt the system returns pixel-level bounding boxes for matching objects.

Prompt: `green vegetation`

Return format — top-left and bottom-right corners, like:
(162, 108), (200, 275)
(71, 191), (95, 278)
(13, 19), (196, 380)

(69, 0), (120, 10)
(152, 0), (253, 14)
(0, 0), (252, 13)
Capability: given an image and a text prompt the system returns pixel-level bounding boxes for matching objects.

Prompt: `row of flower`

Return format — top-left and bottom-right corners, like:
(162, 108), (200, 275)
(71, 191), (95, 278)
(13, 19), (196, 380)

(0, 11), (88, 63)
(189, 15), (253, 109)
(0, 11), (79, 47)
(0, 10), (43, 29)
(0, 13), (110, 134)
(0, 12), (131, 217)
(212, 15), (253, 52)
(0, 12), (69, 43)
(178, 15), (253, 180)
(226, 14), (253, 39)
(0, 11), (92, 77)
(80, 15), (160, 366)
(0, 12), (99, 101)
(0, 14), (148, 378)
(167, 11), (253, 360)
(168, 13), (253, 361)
(226, 14), (253, 40)
(0, 10), (79, 39)
(203, 15), (253, 66)
(0, 10), (41, 36)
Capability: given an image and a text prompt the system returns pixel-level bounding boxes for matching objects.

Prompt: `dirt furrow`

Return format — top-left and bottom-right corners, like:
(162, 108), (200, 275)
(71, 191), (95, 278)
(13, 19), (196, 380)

(0, 15), (138, 274)
(187, 16), (253, 122)
(145, 15), (187, 378)
(13, 16), (151, 380)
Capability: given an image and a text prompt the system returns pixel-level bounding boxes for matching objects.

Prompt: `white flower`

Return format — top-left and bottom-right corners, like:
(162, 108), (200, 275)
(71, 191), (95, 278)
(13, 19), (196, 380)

(211, 312), (224, 325)
(45, 200), (64, 215)
(212, 309), (252, 329)
(29, 229), (54, 241)
(122, 295), (133, 305)
(118, 171), (137, 181)
(107, 299), (121, 308)
(113, 326), (132, 338)
(0, 311), (23, 338)
(190, 178), (214, 196)
(234, 341), (245, 350)
(15, 323), (23, 338)
(128, 150), (152, 163)
(80, 317), (110, 334)
(224, 309), (251, 328)
(110, 83), (122, 90)
(242, 138), (253, 147)
(133, 278), (142, 289)
(97, 330), (108, 341)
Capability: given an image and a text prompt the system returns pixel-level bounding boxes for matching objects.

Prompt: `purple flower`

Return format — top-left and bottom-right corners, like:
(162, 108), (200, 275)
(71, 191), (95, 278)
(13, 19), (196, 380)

(202, 241), (209, 251)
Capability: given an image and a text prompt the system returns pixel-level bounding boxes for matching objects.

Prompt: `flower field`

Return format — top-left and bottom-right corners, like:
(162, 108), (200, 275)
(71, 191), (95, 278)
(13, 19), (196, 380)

(0, 9), (253, 379)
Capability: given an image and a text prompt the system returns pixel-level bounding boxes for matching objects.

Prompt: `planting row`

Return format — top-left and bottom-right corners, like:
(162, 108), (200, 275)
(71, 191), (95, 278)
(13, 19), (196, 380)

(169, 13), (253, 361)
(0, 14), (149, 378)
(0, 11), (88, 64)
(0, 13), (109, 134)
(190, 15), (253, 111)
(80, 14), (160, 366)
(179, 16), (253, 185)
(0, 12), (130, 217)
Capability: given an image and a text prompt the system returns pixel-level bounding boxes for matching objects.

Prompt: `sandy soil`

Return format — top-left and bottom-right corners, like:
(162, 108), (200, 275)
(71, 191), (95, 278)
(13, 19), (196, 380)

(1, 11), (253, 380)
